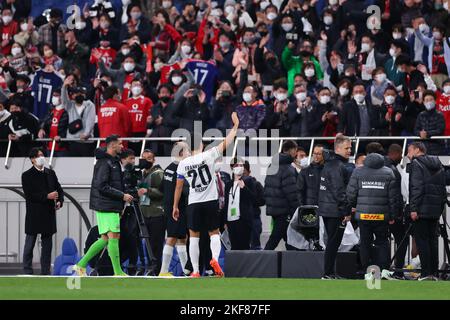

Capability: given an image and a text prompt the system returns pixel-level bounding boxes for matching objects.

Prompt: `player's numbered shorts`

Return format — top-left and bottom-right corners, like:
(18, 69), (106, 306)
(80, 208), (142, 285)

(166, 206), (187, 239)
(96, 211), (120, 235)
(186, 200), (219, 232)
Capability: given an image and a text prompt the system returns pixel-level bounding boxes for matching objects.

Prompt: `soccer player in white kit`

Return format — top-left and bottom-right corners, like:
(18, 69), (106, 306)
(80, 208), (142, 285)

(172, 112), (239, 277)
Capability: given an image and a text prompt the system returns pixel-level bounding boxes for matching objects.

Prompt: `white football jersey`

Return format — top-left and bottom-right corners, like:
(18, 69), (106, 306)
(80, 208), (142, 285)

(177, 146), (221, 205)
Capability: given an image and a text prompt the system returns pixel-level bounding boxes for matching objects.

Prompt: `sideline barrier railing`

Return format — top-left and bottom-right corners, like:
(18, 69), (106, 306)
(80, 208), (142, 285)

(2, 135), (450, 169)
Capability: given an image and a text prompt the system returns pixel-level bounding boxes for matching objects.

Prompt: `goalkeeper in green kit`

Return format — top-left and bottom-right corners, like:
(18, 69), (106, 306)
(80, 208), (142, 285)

(73, 135), (134, 276)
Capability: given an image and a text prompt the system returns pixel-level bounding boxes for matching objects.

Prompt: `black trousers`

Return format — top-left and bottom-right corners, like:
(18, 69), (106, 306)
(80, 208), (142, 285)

(143, 215), (166, 275)
(413, 219), (439, 277)
(250, 215), (262, 250)
(23, 233), (53, 275)
(322, 217), (346, 276)
(229, 220), (252, 250)
(359, 221), (390, 271)
(264, 215), (294, 250)
(389, 220), (410, 274)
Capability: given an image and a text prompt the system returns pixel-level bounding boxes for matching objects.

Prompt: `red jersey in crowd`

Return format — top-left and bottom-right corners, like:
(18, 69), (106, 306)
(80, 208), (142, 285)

(125, 95), (153, 135)
(90, 47), (117, 68)
(98, 98), (131, 146)
(160, 62), (181, 84)
(437, 92), (450, 136)
(0, 20), (18, 55)
(48, 108), (67, 152)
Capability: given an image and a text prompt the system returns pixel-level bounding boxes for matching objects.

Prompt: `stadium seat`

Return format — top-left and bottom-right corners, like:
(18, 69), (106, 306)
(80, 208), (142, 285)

(53, 237), (81, 276)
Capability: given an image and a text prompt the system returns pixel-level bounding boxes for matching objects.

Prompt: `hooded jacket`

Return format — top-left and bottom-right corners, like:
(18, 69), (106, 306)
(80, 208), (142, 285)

(318, 151), (353, 218)
(408, 155), (447, 219)
(89, 147), (125, 213)
(264, 152), (300, 217)
(347, 153), (399, 222)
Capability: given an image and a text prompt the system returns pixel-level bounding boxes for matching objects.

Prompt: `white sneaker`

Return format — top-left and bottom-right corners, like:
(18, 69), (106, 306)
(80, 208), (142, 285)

(381, 269), (397, 280)
(72, 264), (87, 277)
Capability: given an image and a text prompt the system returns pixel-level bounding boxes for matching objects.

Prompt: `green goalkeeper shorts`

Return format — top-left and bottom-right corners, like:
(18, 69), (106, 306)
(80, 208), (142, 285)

(96, 211), (120, 235)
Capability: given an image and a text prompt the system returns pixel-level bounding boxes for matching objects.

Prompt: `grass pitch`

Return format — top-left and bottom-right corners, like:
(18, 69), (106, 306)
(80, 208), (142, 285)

(0, 276), (449, 300)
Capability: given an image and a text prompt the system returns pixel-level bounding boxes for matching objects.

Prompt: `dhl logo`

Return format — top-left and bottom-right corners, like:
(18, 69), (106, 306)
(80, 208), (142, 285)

(360, 214), (384, 221)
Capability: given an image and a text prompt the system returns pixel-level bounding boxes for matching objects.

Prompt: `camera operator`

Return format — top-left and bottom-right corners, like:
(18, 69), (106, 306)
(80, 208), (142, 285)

(138, 149), (165, 275)
(120, 148), (146, 275)
(407, 142), (447, 281)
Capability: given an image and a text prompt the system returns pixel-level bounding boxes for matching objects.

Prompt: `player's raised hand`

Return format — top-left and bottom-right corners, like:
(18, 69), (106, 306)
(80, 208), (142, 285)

(172, 207), (180, 221)
(231, 112), (239, 128)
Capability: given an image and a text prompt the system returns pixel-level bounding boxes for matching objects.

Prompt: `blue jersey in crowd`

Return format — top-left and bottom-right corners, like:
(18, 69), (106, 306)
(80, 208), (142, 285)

(31, 70), (63, 120)
(186, 59), (218, 104)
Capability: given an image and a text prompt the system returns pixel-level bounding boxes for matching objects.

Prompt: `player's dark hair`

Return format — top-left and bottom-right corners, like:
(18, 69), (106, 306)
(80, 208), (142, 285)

(120, 148), (135, 159)
(388, 143), (403, 155)
(105, 134), (120, 146)
(410, 142), (427, 154)
(365, 142), (385, 155)
(281, 140), (298, 153)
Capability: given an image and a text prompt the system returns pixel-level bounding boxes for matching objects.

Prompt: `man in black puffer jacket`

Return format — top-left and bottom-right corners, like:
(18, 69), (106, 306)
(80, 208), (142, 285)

(318, 135), (354, 279)
(298, 144), (324, 206)
(407, 142), (447, 280)
(264, 140), (300, 250)
(347, 151), (399, 273)
(74, 135), (134, 277)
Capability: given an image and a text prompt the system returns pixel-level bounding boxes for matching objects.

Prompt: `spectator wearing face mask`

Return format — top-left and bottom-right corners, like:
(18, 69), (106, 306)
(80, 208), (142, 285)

(287, 84), (313, 137)
(384, 39), (407, 88)
(59, 30), (90, 81)
(99, 55), (142, 102)
(236, 83), (266, 131)
(282, 39), (323, 95)
(0, 101), (10, 155)
(380, 86), (404, 136)
(8, 42), (27, 74)
(351, 34), (387, 84)
(0, 7), (18, 55)
(9, 74), (33, 113)
(119, 4), (152, 44)
(89, 34), (117, 70)
(13, 17), (39, 48)
(173, 84), (209, 134)
(37, 8), (67, 56)
(315, 87), (339, 141)
(262, 81), (290, 135)
(394, 55), (429, 91)
(62, 75), (96, 157)
(90, 14), (120, 50)
(40, 43), (62, 71)
(333, 78), (352, 111)
(408, 16), (431, 68)
(38, 88), (68, 156)
(168, 38), (194, 64)
(149, 11), (182, 60)
(414, 90), (445, 155)
(367, 67), (392, 107)
(215, 31), (235, 83)
(3, 99), (39, 156)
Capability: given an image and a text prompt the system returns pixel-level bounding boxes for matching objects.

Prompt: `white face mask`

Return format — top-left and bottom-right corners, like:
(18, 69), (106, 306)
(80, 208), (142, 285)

(329, 0), (338, 5)
(425, 101), (435, 110)
(392, 32), (402, 40)
(319, 95), (331, 104)
(20, 23), (28, 32)
(233, 166), (244, 175)
(361, 43), (371, 53)
(304, 68), (315, 77)
(296, 92), (307, 101)
(375, 73), (386, 83)
(243, 92), (252, 103)
(0, 109), (5, 117)
(75, 21), (86, 30)
(389, 48), (397, 58)
(11, 47), (22, 56)
(339, 87), (349, 96)
(433, 31), (442, 39)
(260, 1), (270, 10)
(35, 156), (46, 168)
(52, 96), (61, 106)
(171, 76), (182, 85)
(162, 1), (172, 9)
(445, 2), (449, 10)
(121, 48), (130, 56)
(2, 15), (12, 25)
(130, 12), (142, 20)
(123, 62), (135, 72)
(419, 24), (429, 34)
(385, 95), (395, 105)
(131, 86), (142, 96)
(154, 62), (163, 72)
(275, 92), (287, 101)
(267, 12), (277, 21)
(225, 6), (235, 15)
(181, 45), (191, 55)
(443, 86), (450, 95)
(300, 157), (309, 167)
(323, 16), (333, 26)
(354, 94), (365, 104)
(281, 23), (293, 32)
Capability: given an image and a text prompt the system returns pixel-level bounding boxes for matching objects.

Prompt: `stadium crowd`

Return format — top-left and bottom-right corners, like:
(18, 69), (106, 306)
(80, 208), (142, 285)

(0, 0), (449, 157)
